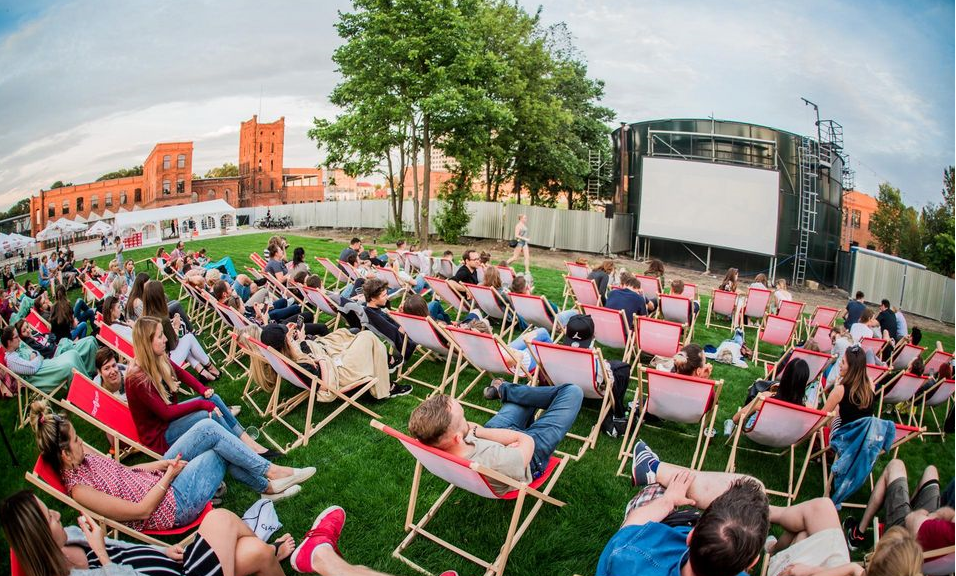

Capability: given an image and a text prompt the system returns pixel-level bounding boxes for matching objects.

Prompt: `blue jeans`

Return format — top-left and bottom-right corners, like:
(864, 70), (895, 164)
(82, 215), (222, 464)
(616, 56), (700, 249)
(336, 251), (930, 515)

(170, 450), (224, 526)
(555, 309), (577, 327)
(484, 383), (583, 477)
(73, 299), (95, 324)
(268, 298), (301, 322)
(70, 323), (88, 340)
(508, 328), (552, 372)
(165, 394), (244, 446)
(428, 300), (478, 324)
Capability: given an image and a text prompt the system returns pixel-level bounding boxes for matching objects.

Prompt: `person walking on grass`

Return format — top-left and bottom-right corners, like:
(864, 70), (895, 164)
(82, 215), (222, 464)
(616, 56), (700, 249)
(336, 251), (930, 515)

(505, 214), (531, 277)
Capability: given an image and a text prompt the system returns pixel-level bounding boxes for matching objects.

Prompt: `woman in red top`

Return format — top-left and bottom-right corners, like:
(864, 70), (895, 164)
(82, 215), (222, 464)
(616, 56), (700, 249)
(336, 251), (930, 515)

(125, 316), (277, 459)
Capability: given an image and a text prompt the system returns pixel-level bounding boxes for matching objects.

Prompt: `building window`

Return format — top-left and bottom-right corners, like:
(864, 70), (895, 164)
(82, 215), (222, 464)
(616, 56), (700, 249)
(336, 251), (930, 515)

(866, 217), (873, 231)
(850, 209), (861, 229)
(259, 143), (262, 153)
(163, 180), (171, 195)
(62, 200), (69, 215)
(163, 155), (171, 170)
(270, 160), (273, 171)
(177, 154), (186, 169)
(134, 188), (142, 202)
(105, 192), (113, 207)
(271, 143), (274, 153)
(177, 179), (185, 194)
(76, 197), (84, 213)
(91, 195), (99, 210)
(270, 179), (274, 192)
(48, 203), (55, 218)
(120, 191), (127, 205)
(224, 189), (230, 203)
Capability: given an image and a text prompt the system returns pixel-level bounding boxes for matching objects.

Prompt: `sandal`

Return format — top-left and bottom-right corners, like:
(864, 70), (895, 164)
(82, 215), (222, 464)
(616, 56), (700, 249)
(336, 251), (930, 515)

(273, 533), (295, 562)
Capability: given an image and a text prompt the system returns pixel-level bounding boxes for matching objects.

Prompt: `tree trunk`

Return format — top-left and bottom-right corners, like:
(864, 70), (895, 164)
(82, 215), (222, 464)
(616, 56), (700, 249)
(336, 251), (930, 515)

(485, 156), (492, 202)
(396, 141), (407, 229)
(513, 175), (522, 205)
(420, 115), (431, 247)
(410, 121), (421, 241)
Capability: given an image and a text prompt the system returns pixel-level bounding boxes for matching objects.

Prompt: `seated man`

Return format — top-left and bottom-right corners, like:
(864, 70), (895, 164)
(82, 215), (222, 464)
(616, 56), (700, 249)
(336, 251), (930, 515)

(363, 278), (416, 370)
(408, 383), (583, 495)
(93, 347), (127, 400)
(598, 438), (769, 576)
(339, 237), (363, 265)
(844, 458), (954, 554)
(605, 273), (648, 328)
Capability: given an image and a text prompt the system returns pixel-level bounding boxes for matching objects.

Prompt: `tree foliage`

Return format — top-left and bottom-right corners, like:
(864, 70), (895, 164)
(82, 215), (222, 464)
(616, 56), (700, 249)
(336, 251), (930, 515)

(433, 179), (472, 244)
(204, 163), (239, 178)
(49, 181), (73, 189)
(96, 166), (142, 181)
(869, 183), (905, 255)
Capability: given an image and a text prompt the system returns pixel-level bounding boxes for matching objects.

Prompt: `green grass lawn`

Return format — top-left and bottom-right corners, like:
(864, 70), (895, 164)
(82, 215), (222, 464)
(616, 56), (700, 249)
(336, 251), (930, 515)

(0, 232), (952, 575)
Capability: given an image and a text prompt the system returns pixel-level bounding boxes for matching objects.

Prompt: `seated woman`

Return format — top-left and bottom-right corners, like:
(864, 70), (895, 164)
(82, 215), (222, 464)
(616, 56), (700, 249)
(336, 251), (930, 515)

(141, 280), (217, 379)
(125, 318), (274, 459)
(247, 322), (396, 400)
(587, 260), (615, 303)
(103, 259), (122, 289)
(124, 272), (151, 322)
(32, 290), (54, 323)
(821, 347), (875, 432)
(50, 286), (93, 342)
(102, 296), (133, 340)
(1, 489), (296, 576)
(724, 358), (811, 435)
(107, 276), (129, 310)
(2, 325), (96, 389)
(16, 319), (57, 360)
(772, 278), (792, 313)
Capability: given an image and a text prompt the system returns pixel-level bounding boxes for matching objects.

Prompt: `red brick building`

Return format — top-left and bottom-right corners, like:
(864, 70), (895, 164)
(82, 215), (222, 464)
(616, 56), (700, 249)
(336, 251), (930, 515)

(30, 115), (324, 236)
(841, 190), (879, 251)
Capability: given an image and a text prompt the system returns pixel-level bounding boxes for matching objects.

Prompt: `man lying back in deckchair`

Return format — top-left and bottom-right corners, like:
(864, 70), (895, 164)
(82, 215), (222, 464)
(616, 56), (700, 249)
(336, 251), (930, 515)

(408, 383), (583, 494)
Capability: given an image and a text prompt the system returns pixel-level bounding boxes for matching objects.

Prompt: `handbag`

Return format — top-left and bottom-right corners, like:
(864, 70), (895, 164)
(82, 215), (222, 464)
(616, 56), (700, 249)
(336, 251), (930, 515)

(508, 239), (518, 248)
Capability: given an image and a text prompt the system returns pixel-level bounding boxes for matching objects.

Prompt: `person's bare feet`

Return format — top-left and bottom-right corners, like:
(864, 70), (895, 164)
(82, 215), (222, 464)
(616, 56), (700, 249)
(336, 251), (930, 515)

(274, 533), (295, 561)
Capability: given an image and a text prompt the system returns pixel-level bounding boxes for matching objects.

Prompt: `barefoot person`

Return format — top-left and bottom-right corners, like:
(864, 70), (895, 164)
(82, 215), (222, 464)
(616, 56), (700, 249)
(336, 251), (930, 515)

(505, 214), (531, 276)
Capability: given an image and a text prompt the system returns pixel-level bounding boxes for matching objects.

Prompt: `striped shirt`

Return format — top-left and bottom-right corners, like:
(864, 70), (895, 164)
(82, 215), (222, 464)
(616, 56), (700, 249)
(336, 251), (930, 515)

(85, 535), (223, 576)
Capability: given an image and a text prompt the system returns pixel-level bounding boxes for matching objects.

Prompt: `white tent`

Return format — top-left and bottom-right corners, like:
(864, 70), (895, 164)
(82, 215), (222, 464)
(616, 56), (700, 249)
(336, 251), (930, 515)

(53, 218), (88, 233)
(113, 199), (237, 244)
(87, 212), (103, 222)
(9, 233), (35, 248)
(101, 209), (115, 219)
(73, 214), (87, 224)
(87, 220), (113, 236)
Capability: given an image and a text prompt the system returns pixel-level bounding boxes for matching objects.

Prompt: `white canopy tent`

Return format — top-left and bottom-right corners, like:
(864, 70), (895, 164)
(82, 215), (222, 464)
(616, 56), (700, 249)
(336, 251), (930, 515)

(8, 233), (35, 248)
(87, 220), (113, 236)
(113, 199), (236, 245)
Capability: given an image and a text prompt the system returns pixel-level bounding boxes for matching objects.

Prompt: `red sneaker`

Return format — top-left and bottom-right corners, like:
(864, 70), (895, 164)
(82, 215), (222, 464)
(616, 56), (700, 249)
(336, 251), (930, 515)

(290, 506), (346, 573)
(439, 572), (459, 576)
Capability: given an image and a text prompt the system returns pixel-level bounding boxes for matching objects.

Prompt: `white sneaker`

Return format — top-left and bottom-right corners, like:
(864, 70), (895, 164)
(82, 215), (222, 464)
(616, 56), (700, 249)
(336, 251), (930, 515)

(723, 419), (735, 436)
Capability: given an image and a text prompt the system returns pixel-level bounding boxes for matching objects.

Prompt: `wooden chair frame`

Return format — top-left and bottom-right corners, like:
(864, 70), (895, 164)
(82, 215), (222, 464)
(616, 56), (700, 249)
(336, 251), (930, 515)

(391, 312), (456, 394)
(705, 288), (738, 331)
(752, 315), (797, 365)
(442, 325), (530, 415)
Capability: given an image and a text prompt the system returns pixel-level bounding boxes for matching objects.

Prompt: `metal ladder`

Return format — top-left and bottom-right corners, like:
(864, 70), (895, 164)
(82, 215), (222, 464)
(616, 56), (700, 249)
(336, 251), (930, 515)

(586, 148), (603, 203)
(794, 137), (818, 286)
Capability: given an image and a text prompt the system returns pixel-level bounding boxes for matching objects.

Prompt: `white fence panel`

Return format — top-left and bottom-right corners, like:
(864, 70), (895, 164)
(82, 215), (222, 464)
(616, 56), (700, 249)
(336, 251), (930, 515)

(849, 249), (954, 323)
(902, 267), (945, 321)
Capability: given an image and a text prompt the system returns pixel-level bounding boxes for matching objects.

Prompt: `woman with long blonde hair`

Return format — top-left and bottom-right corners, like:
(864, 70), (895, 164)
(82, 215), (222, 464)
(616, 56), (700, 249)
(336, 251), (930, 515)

(124, 317), (277, 459)
(141, 280), (218, 380)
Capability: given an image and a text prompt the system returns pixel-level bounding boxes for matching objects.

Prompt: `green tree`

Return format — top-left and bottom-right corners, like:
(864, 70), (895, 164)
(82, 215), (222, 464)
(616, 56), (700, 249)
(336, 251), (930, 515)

(96, 165), (143, 181)
(49, 181), (72, 189)
(433, 178), (472, 243)
(920, 166), (955, 275)
(203, 162), (239, 178)
(869, 182), (905, 255)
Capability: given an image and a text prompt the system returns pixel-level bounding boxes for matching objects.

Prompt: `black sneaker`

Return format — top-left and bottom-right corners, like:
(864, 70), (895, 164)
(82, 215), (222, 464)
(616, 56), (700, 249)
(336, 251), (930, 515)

(843, 515), (866, 552)
(389, 383), (413, 398)
(483, 378), (504, 400)
(387, 354), (404, 374)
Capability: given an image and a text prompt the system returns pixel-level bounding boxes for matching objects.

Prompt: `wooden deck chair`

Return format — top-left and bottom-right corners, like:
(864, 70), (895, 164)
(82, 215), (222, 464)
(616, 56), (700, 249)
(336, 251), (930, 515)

(890, 343), (925, 370)
(800, 305), (839, 341)
(752, 315), (797, 365)
(724, 398), (831, 504)
(63, 370), (162, 460)
(775, 301), (805, 345)
(674, 282), (698, 301)
(705, 288), (737, 331)
(739, 287), (772, 330)
(300, 285), (342, 331)
(809, 325), (834, 353)
(914, 378), (954, 439)
(764, 347), (834, 388)
(659, 294), (695, 344)
(391, 311), (455, 394)
(206, 299), (254, 377)
(425, 276), (470, 322)
(405, 252), (429, 274)
(373, 265), (407, 293)
(442, 325), (530, 414)
(876, 372), (929, 419)
(26, 449), (211, 547)
(496, 265), (517, 288)
(260, 272), (305, 308)
(25, 309), (51, 336)
(508, 292), (558, 338)
(245, 337), (381, 453)
(924, 349), (954, 377)
(564, 275), (601, 308)
(314, 257), (350, 289)
(435, 258), (454, 278)
(82, 279), (106, 304)
(249, 251), (268, 270)
(386, 250), (405, 269)
(580, 303), (634, 362)
(0, 355), (66, 429)
(633, 275), (662, 301)
(338, 259), (360, 281)
(866, 363), (890, 387)
(860, 337), (889, 359)
(528, 340), (612, 459)
(371, 419), (568, 576)
(617, 368), (722, 474)
(464, 283), (516, 339)
(564, 261), (589, 279)
(634, 316), (683, 363)
(96, 321), (136, 363)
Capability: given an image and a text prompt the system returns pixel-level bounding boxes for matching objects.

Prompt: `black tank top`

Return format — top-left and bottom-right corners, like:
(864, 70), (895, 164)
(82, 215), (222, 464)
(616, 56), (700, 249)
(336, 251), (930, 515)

(837, 388), (874, 427)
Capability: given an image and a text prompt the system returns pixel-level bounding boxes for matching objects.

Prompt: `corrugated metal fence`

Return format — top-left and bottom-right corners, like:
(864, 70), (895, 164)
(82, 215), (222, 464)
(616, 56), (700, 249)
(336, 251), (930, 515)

(848, 249), (954, 324)
(239, 200), (634, 255)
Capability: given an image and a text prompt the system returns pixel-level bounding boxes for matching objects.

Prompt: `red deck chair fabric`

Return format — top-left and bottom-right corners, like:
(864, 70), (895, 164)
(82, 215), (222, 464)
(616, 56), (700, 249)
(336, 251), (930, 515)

(437, 258), (455, 278)
(866, 364), (889, 386)
(373, 266), (405, 291)
(809, 325), (834, 353)
(96, 322), (136, 362)
(83, 280), (106, 302)
(508, 292), (557, 334)
(776, 300), (805, 323)
(675, 282), (697, 301)
(860, 337), (889, 358)
(767, 347), (834, 385)
(808, 306), (839, 329)
(580, 304), (633, 360)
(924, 350), (954, 376)
(249, 252), (268, 270)
(442, 325), (529, 411)
(917, 378), (955, 437)
(741, 287), (772, 325)
(25, 309), (51, 335)
(464, 283), (510, 322)
(425, 276), (469, 319)
(633, 275), (662, 300)
(496, 265), (517, 287)
(635, 317), (683, 359)
(405, 252), (429, 274)
(892, 343), (926, 370)
(337, 260), (360, 281)
(753, 315), (797, 364)
(314, 257), (350, 285)
(659, 294), (695, 343)
(565, 275), (601, 307)
(391, 311), (454, 393)
(878, 373), (929, 415)
(706, 288), (737, 330)
(565, 261), (589, 279)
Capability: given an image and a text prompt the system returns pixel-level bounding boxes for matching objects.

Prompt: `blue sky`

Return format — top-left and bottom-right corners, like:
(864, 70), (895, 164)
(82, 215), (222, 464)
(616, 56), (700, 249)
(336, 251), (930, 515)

(0, 0), (952, 210)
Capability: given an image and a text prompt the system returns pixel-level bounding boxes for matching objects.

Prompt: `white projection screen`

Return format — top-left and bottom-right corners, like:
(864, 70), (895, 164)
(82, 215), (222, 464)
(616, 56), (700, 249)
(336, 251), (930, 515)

(639, 157), (780, 255)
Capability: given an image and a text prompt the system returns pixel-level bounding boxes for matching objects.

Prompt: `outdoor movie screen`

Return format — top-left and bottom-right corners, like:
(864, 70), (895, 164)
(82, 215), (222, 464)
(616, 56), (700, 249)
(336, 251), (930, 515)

(638, 157), (780, 256)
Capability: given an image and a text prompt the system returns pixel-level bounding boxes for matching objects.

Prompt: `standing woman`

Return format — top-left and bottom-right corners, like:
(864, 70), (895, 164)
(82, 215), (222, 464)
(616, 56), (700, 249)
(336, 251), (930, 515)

(505, 214), (531, 276)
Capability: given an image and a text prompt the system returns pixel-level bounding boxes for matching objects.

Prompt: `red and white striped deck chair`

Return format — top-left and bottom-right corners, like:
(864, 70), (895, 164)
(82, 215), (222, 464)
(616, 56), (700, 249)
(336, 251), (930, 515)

(617, 368), (723, 473)
(860, 337), (889, 358)
(634, 317), (683, 363)
(659, 294), (695, 344)
(564, 275), (601, 308)
(752, 315), (797, 365)
(314, 257), (350, 289)
(425, 276), (470, 321)
(508, 292), (558, 338)
(249, 252), (268, 271)
(675, 282), (698, 301)
(436, 258), (454, 278)
(373, 266), (405, 291)
(391, 311), (455, 394)
(300, 285), (342, 330)
(924, 350), (954, 377)
(96, 322), (136, 363)
(63, 370), (162, 460)
(705, 288), (737, 331)
(0, 354), (66, 429)
(245, 337), (381, 453)
(496, 265), (517, 288)
(580, 303), (634, 362)
(866, 363), (889, 388)
(877, 372), (929, 419)
(809, 325), (834, 353)
(805, 305), (839, 332)
(891, 343), (925, 371)
(464, 283), (516, 338)
(528, 340), (612, 459)
(739, 287), (772, 331)
(915, 378), (954, 439)
(206, 298), (253, 376)
(634, 275), (661, 301)
(25, 309), (51, 336)
(475, 265), (486, 283)
(442, 325), (530, 414)
(724, 398), (831, 504)
(26, 448), (212, 547)
(82, 280), (106, 304)
(370, 419), (568, 576)
(565, 261), (589, 279)
(765, 347), (834, 387)
(775, 300), (805, 344)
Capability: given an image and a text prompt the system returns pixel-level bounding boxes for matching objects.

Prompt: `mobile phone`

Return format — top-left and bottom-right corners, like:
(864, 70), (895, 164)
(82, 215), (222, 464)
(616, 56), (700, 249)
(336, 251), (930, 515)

(295, 316), (304, 334)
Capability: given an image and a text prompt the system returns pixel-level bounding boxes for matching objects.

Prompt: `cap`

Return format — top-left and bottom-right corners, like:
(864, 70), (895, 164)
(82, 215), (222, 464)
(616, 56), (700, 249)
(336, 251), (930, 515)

(260, 323), (288, 351)
(561, 313), (594, 348)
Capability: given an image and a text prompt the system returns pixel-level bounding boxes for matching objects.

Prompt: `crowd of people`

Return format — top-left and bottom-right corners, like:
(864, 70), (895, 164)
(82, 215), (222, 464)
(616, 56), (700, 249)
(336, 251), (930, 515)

(0, 232), (952, 576)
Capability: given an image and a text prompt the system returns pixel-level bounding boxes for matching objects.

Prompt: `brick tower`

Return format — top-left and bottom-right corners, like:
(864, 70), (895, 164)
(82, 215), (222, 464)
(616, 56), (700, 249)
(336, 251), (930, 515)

(238, 115), (284, 207)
